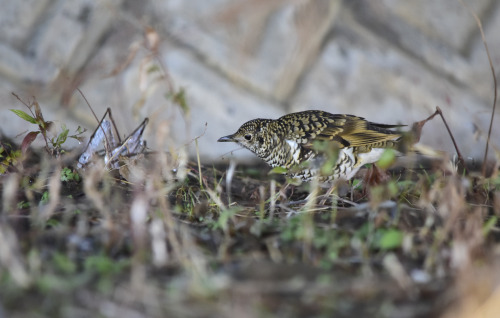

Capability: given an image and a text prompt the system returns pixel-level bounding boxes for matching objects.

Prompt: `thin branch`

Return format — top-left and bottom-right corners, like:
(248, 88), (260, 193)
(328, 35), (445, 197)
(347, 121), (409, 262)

(413, 107), (467, 172)
(458, 0), (497, 176)
(435, 107), (467, 172)
(76, 88), (100, 126)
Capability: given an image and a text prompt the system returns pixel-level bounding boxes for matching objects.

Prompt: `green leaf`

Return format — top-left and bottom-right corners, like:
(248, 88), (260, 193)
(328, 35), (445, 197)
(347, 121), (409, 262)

(269, 166), (288, 175)
(76, 126), (86, 134)
(483, 216), (498, 236)
(40, 191), (49, 205)
(378, 228), (403, 250)
(55, 125), (69, 146)
(377, 149), (396, 169)
(171, 88), (189, 115)
(61, 167), (71, 182)
(21, 131), (40, 153)
(351, 179), (363, 190)
(10, 109), (37, 124)
(53, 253), (77, 274)
(60, 167), (80, 182)
(46, 219), (60, 227)
(10, 150), (21, 163)
(85, 255), (129, 276)
(321, 156), (337, 175)
(387, 181), (398, 197)
(212, 207), (240, 232)
(17, 201), (30, 209)
(69, 135), (86, 143)
(37, 274), (70, 293)
(147, 65), (160, 73)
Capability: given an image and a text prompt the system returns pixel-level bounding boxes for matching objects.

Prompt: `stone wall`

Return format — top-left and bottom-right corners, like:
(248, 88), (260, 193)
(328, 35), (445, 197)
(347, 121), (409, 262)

(1, 0), (499, 163)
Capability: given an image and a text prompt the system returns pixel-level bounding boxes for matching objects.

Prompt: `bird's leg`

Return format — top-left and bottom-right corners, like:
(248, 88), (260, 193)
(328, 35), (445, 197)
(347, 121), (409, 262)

(319, 181), (338, 206)
(360, 164), (391, 197)
(351, 180), (360, 202)
(278, 182), (295, 202)
(303, 177), (322, 208)
(364, 164), (391, 186)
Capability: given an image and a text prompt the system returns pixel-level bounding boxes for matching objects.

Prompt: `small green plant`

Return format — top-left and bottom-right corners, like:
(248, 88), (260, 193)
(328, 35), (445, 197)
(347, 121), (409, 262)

(377, 148), (397, 169)
(84, 254), (130, 280)
(45, 219), (60, 228)
(168, 87), (190, 115)
(40, 191), (49, 205)
(281, 215), (309, 242)
(52, 253), (77, 275)
(10, 93), (86, 156)
(60, 167), (80, 182)
(269, 166), (288, 175)
(82, 254), (130, 292)
(376, 228), (404, 250)
(17, 201), (30, 209)
(211, 207), (240, 234)
(0, 142), (21, 174)
(482, 216), (498, 236)
(313, 228), (350, 265)
(353, 222), (405, 253)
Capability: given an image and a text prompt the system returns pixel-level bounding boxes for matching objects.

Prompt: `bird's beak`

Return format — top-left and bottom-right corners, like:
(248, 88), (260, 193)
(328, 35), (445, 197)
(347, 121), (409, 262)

(217, 134), (236, 142)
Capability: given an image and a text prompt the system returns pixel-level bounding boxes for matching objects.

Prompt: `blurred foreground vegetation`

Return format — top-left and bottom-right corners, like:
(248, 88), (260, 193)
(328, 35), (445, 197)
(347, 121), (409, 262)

(1, 98), (500, 318)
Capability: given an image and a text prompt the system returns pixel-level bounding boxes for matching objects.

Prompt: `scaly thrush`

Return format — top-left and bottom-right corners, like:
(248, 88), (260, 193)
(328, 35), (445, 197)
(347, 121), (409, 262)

(218, 110), (404, 182)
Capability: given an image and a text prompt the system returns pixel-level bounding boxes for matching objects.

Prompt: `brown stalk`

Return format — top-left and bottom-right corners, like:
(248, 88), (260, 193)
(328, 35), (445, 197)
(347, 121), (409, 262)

(413, 107), (467, 172)
(436, 107), (467, 172)
(458, 0), (497, 176)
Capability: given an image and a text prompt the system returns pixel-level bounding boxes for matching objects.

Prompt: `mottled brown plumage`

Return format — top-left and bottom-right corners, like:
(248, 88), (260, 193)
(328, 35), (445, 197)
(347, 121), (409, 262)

(218, 110), (404, 182)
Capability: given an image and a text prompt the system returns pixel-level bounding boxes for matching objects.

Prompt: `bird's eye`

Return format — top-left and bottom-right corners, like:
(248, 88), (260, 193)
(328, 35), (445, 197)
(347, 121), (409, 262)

(244, 134), (252, 141)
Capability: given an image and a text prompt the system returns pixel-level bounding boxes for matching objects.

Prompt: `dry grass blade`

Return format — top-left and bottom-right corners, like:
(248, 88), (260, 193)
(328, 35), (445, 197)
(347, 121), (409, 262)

(38, 163), (62, 222)
(435, 106), (467, 171)
(225, 160), (236, 204)
(0, 223), (31, 288)
(458, 0), (497, 176)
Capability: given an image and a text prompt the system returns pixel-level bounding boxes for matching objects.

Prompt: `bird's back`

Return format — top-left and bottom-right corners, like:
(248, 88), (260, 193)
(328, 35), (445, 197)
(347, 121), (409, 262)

(275, 110), (403, 181)
(278, 110), (402, 150)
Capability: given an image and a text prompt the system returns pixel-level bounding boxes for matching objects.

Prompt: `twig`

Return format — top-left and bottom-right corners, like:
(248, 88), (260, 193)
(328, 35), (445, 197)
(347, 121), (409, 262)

(76, 88), (100, 127)
(225, 160), (236, 204)
(435, 107), (467, 172)
(220, 147), (245, 160)
(194, 139), (203, 189)
(458, 0), (497, 176)
(193, 123), (207, 189)
(284, 194), (358, 207)
(414, 107), (467, 172)
(181, 122), (207, 148)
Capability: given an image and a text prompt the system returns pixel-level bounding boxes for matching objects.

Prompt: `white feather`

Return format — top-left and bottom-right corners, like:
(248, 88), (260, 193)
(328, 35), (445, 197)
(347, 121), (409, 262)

(358, 148), (387, 166)
(286, 139), (301, 163)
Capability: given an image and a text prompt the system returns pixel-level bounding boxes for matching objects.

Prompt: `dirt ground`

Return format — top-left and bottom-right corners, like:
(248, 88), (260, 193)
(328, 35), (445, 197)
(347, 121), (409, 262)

(1, 127), (500, 318)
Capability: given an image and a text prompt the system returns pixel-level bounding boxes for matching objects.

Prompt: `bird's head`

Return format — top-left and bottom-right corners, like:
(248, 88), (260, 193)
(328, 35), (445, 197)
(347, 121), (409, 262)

(217, 119), (275, 157)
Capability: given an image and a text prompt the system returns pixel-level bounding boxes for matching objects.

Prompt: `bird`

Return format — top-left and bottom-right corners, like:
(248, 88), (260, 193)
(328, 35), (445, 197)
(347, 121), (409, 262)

(217, 110), (404, 182)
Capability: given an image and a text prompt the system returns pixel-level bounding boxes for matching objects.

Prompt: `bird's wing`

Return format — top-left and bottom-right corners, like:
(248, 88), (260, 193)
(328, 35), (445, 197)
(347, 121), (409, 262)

(282, 111), (403, 150)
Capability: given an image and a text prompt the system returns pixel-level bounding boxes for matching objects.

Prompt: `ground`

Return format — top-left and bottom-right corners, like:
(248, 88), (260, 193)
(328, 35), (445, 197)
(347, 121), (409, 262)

(1, 115), (500, 318)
